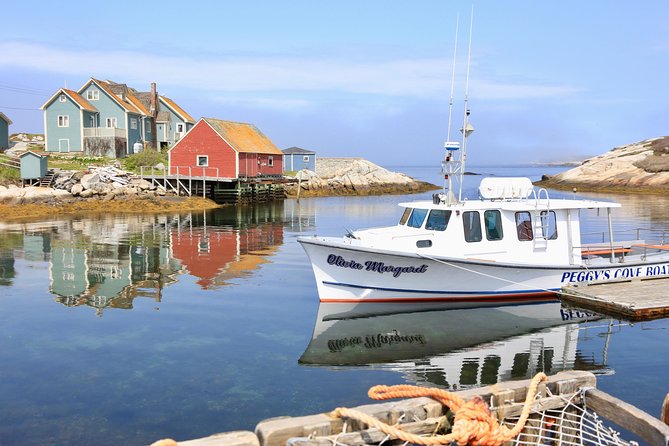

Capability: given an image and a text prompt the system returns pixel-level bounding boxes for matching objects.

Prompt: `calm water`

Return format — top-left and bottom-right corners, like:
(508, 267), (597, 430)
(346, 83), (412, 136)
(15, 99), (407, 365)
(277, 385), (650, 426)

(1, 166), (668, 445)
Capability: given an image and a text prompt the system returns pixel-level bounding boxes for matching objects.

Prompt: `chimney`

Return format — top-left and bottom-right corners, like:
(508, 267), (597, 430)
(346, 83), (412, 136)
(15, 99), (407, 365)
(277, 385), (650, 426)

(150, 82), (158, 149)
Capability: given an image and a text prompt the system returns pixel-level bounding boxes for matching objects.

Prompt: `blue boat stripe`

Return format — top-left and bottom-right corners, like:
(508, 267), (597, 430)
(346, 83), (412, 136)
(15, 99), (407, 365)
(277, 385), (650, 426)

(321, 280), (560, 295)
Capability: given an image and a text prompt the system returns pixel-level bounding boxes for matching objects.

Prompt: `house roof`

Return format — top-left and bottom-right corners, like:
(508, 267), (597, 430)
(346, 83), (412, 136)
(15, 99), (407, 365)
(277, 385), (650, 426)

(160, 96), (195, 123)
(40, 88), (97, 112)
(0, 112), (12, 125)
(83, 79), (146, 115)
(203, 118), (283, 155)
(283, 146), (316, 155)
(19, 150), (47, 158)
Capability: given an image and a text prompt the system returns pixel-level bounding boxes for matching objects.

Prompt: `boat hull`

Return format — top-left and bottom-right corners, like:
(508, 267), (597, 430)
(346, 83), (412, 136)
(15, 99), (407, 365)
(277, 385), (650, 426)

(298, 236), (669, 303)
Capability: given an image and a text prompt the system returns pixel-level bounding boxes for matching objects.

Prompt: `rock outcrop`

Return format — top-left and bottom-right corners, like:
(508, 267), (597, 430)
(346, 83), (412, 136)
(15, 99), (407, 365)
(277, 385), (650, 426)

(0, 166), (168, 204)
(283, 158), (437, 197)
(537, 136), (669, 192)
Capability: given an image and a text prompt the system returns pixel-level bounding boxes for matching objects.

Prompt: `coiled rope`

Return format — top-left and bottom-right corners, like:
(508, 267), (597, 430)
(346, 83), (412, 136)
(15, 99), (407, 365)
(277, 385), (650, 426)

(330, 372), (547, 446)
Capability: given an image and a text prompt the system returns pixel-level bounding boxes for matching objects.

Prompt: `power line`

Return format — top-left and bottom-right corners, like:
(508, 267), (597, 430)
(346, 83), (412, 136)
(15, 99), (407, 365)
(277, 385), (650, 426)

(0, 105), (41, 110)
(0, 81), (52, 96)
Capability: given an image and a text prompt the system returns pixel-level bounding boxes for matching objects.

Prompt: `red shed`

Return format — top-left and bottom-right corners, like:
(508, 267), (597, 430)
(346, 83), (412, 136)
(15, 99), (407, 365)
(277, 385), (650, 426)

(168, 117), (284, 178)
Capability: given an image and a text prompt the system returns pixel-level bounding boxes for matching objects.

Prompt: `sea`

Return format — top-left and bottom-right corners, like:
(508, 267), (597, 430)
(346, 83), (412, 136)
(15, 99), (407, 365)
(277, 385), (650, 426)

(1, 165), (668, 445)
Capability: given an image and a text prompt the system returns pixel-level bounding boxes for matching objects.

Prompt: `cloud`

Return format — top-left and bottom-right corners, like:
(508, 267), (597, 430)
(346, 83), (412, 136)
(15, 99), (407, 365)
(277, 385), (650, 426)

(0, 41), (579, 105)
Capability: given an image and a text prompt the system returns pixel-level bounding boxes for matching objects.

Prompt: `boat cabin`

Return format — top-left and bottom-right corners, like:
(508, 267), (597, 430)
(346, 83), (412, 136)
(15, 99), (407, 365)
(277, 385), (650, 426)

(351, 178), (620, 267)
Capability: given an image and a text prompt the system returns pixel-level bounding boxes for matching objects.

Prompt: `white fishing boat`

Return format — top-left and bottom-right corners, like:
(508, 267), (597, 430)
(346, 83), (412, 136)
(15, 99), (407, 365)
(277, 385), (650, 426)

(298, 19), (669, 304)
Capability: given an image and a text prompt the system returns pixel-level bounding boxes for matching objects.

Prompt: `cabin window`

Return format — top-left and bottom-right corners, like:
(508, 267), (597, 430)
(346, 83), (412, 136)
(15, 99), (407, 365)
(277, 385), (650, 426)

(425, 210), (452, 231)
(540, 211), (558, 240)
(407, 208), (428, 228)
(416, 240), (432, 248)
(399, 208), (412, 225)
(484, 210), (503, 241)
(59, 94), (66, 102)
(176, 123), (186, 133)
(515, 212), (534, 241)
(106, 117), (117, 128)
(268, 156), (274, 167)
(87, 90), (99, 101)
(303, 155), (310, 162)
(197, 155), (208, 167)
(130, 118), (137, 130)
(57, 115), (69, 127)
(146, 120), (152, 133)
(463, 211), (482, 242)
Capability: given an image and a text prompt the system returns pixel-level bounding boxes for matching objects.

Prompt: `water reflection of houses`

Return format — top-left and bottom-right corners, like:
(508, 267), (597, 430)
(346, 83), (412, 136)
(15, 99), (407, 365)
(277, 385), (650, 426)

(49, 215), (181, 316)
(170, 205), (285, 289)
(300, 302), (609, 390)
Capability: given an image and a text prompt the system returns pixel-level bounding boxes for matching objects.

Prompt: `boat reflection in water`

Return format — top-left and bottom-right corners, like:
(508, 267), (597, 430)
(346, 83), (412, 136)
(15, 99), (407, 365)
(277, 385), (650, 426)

(300, 301), (603, 390)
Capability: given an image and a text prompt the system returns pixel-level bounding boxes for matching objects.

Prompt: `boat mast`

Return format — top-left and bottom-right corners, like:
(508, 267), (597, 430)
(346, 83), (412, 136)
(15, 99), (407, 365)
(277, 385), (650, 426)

(458, 6), (474, 202)
(443, 14), (459, 198)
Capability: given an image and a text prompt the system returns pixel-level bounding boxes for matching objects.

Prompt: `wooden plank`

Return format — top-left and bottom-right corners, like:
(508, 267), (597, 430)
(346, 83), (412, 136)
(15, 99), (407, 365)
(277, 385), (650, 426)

(585, 388), (669, 446)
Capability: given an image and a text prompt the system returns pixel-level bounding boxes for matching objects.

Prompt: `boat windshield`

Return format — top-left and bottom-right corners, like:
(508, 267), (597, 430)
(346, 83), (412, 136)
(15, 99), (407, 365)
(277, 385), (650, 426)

(407, 208), (428, 228)
(425, 210), (451, 231)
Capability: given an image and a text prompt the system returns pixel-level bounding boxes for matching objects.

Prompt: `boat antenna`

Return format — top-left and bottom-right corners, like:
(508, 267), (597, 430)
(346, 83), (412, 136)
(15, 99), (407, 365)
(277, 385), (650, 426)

(446, 14), (459, 146)
(458, 5), (474, 202)
(442, 15), (461, 201)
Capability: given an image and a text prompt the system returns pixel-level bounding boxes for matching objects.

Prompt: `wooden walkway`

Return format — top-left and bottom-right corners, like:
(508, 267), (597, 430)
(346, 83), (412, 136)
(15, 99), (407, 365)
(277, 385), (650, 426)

(561, 277), (669, 321)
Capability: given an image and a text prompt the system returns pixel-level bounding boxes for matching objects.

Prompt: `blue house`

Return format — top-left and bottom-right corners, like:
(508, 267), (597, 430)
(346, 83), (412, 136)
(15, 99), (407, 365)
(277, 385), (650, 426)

(41, 79), (194, 158)
(282, 146), (316, 172)
(0, 112), (12, 151)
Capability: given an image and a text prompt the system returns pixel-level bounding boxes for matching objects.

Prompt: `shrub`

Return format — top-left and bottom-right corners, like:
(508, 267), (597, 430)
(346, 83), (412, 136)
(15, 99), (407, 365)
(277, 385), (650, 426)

(123, 149), (167, 173)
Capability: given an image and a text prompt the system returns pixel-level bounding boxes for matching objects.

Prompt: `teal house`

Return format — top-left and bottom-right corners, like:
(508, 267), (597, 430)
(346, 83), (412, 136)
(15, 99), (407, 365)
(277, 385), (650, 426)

(41, 79), (195, 158)
(282, 146), (316, 172)
(0, 112), (12, 150)
(19, 151), (48, 180)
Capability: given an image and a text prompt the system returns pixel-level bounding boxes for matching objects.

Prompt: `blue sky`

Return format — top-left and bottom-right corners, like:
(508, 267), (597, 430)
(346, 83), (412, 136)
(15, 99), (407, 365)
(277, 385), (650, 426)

(1, 1), (668, 167)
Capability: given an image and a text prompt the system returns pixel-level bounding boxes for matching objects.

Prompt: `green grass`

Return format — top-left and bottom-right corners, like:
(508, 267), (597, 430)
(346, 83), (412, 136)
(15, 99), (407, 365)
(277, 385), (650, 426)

(48, 155), (110, 171)
(0, 166), (20, 184)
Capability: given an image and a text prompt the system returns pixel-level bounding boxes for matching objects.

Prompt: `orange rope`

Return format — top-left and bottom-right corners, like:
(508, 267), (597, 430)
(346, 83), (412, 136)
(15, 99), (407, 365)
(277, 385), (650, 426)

(330, 372), (547, 446)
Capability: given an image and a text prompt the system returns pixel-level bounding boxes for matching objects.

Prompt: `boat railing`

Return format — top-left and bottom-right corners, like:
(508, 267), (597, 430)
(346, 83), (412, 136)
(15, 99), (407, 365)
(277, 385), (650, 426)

(582, 227), (669, 245)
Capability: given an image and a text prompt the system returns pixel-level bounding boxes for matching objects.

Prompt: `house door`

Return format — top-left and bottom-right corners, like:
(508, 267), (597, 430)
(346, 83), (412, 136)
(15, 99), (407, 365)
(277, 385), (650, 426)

(58, 139), (70, 152)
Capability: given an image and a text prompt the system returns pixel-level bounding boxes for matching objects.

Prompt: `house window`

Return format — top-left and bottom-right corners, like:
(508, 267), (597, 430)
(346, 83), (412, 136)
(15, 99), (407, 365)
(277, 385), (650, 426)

(59, 94), (66, 102)
(463, 211), (482, 242)
(515, 212), (534, 241)
(197, 155), (208, 167)
(268, 156), (274, 167)
(176, 123), (185, 133)
(89, 116), (96, 127)
(86, 90), (99, 101)
(106, 117), (117, 128)
(484, 210), (503, 241)
(57, 115), (69, 127)
(303, 155), (310, 162)
(146, 120), (152, 133)
(130, 118), (137, 130)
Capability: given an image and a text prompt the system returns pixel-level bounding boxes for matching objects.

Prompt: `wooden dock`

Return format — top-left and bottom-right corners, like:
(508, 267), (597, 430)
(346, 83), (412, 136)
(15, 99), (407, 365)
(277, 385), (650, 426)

(561, 277), (669, 321)
(149, 371), (669, 446)
(139, 168), (287, 204)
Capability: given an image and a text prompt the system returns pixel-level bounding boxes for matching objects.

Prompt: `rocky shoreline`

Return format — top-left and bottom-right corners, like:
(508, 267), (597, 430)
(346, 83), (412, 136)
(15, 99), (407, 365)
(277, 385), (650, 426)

(537, 136), (669, 193)
(284, 158), (437, 197)
(0, 158), (436, 220)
